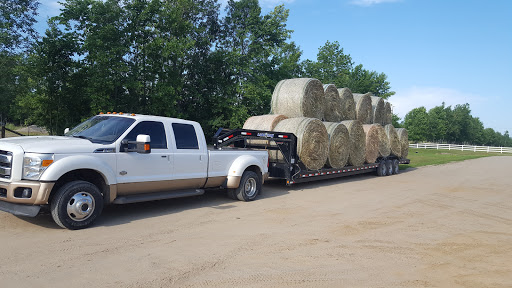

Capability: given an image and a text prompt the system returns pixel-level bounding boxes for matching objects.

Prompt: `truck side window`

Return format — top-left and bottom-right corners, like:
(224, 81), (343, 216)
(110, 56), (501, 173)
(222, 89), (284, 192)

(124, 121), (167, 149)
(172, 123), (199, 149)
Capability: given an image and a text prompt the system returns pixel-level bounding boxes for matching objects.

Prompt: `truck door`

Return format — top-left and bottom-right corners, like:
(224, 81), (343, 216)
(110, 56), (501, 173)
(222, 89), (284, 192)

(116, 121), (172, 195)
(170, 122), (208, 188)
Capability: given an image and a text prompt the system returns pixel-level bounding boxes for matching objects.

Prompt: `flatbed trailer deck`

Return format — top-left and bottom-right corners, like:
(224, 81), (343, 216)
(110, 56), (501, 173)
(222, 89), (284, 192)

(213, 128), (410, 185)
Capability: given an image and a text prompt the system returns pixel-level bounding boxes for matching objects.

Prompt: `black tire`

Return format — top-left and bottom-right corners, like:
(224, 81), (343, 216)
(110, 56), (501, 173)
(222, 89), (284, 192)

(392, 159), (400, 174)
(235, 171), (261, 202)
(226, 189), (238, 200)
(51, 180), (104, 230)
(377, 160), (387, 176)
(385, 160), (393, 176)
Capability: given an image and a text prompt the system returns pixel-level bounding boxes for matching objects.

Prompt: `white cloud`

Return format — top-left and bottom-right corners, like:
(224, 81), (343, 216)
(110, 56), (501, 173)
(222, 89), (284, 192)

(390, 86), (485, 118)
(350, 0), (402, 7)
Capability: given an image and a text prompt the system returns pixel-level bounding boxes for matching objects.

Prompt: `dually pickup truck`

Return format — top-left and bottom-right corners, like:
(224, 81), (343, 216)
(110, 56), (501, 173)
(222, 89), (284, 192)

(0, 114), (268, 229)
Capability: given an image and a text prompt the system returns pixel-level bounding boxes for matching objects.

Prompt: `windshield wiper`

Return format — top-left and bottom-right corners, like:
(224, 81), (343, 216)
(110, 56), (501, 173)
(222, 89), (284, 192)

(73, 135), (92, 141)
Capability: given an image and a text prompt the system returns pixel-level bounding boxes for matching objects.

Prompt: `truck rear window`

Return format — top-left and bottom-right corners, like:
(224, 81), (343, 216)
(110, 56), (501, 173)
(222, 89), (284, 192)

(172, 123), (199, 149)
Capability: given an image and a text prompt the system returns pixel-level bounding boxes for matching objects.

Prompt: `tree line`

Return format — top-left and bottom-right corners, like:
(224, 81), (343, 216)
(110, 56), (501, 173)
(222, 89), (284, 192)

(401, 103), (512, 147)
(1, 0), (510, 147)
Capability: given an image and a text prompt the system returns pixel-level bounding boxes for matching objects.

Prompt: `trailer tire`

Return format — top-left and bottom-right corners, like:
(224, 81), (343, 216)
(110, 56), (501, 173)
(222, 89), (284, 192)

(385, 160), (393, 176)
(235, 171), (261, 202)
(51, 180), (103, 230)
(392, 159), (400, 174)
(377, 160), (387, 176)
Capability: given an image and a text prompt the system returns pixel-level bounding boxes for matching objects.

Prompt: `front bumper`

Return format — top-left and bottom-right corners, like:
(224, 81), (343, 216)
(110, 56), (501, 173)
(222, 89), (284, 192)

(0, 180), (55, 205)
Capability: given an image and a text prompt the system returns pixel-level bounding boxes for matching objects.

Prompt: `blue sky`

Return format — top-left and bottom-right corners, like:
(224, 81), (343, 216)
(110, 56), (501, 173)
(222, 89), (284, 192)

(35, 0), (512, 133)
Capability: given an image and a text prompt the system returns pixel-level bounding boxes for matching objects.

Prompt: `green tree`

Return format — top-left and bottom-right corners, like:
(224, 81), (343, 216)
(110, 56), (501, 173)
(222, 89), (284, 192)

(348, 64), (395, 99)
(403, 107), (429, 142)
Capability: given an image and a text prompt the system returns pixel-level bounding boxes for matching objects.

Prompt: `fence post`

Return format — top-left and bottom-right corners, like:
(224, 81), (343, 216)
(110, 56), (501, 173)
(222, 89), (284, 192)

(501, 147), (503, 154)
(487, 146), (490, 153)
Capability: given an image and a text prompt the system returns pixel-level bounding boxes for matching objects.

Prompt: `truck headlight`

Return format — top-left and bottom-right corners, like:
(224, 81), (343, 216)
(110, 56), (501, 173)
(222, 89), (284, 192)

(23, 153), (54, 180)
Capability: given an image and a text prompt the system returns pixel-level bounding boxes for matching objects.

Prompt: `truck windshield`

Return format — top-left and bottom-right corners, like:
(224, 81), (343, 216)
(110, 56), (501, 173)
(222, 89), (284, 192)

(65, 116), (135, 144)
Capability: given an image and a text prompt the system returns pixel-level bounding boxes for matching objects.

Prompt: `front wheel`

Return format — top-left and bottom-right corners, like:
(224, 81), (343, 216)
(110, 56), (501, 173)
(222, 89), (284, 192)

(51, 180), (104, 230)
(235, 171), (261, 202)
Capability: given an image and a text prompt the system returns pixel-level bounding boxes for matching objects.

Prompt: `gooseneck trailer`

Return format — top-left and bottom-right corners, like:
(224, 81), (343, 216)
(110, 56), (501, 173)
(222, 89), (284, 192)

(213, 128), (410, 185)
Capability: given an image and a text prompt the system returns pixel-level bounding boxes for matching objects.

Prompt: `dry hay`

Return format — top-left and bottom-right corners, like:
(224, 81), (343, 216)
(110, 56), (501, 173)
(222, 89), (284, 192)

(362, 124), (381, 164)
(243, 114), (288, 147)
(323, 122), (350, 168)
(337, 88), (356, 120)
(375, 124), (390, 157)
(273, 117), (328, 170)
(384, 101), (392, 125)
(271, 78), (324, 119)
(385, 124), (400, 157)
(370, 96), (385, 125)
(352, 93), (373, 124)
(243, 114), (288, 131)
(396, 128), (409, 158)
(323, 84), (343, 122)
(340, 120), (366, 167)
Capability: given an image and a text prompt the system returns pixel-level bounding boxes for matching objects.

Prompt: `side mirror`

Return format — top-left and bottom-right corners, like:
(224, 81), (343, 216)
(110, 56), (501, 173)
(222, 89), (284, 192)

(121, 134), (151, 154)
(136, 134), (151, 154)
(64, 128), (70, 134)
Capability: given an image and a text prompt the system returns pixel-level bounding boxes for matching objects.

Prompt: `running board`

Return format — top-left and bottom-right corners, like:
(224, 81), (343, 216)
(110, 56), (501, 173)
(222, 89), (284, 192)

(113, 189), (205, 204)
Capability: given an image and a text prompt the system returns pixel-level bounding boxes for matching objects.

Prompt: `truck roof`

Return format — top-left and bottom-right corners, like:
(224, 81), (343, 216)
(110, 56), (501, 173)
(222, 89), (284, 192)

(99, 113), (198, 125)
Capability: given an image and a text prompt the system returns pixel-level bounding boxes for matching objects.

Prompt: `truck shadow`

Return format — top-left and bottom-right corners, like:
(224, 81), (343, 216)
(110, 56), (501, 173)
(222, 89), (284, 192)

(12, 167), (417, 229)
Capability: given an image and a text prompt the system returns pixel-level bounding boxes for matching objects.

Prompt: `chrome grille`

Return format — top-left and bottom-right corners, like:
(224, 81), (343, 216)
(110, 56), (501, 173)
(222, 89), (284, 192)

(0, 150), (12, 179)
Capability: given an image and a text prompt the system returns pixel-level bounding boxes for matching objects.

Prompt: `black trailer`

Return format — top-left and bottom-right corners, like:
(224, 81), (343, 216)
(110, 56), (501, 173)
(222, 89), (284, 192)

(213, 128), (410, 185)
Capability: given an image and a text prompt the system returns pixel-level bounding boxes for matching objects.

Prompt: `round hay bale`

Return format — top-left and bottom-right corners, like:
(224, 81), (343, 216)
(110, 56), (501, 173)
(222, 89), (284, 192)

(273, 117), (328, 170)
(370, 96), (385, 125)
(362, 124), (381, 164)
(337, 88), (356, 120)
(384, 101), (392, 125)
(323, 122), (350, 168)
(385, 124), (400, 157)
(396, 128), (409, 158)
(340, 120), (366, 167)
(243, 114), (288, 131)
(243, 114), (288, 147)
(271, 78), (324, 119)
(323, 84), (343, 122)
(375, 124), (390, 157)
(352, 93), (373, 124)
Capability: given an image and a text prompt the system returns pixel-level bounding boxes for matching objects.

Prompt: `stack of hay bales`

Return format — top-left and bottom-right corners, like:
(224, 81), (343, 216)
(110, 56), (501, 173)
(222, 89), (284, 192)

(243, 77), (408, 170)
(352, 93), (373, 124)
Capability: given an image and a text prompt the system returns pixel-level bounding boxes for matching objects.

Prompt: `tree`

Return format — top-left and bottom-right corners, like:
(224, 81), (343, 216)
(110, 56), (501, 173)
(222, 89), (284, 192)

(403, 107), (429, 142)
(301, 40), (352, 87)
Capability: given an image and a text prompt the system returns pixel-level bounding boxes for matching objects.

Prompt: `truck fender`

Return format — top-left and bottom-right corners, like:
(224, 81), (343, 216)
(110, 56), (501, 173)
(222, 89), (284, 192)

(226, 155), (267, 189)
(39, 155), (117, 186)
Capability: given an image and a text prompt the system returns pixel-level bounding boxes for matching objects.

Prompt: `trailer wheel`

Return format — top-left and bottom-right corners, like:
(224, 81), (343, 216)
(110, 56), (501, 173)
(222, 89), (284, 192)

(235, 171), (261, 202)
(385, 160), (393, 176)
(377, 160), (387, 176)
(392, 159), (400, 174)
(51, 180), (104, 230)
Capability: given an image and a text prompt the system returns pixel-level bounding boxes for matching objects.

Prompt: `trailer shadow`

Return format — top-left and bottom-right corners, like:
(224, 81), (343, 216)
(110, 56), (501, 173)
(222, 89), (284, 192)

(11, 167), (417, 229)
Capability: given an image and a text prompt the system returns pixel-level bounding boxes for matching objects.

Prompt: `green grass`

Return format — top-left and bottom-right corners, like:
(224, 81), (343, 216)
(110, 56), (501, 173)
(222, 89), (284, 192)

(402, 148), (510, 169)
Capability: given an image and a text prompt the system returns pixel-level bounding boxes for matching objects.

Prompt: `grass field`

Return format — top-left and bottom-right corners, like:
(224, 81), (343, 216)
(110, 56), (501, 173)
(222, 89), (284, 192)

(402, 148), (510, 169)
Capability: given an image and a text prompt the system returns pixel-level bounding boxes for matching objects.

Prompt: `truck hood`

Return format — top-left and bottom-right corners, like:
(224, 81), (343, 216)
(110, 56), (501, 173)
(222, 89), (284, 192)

(0, 136), (114, 154)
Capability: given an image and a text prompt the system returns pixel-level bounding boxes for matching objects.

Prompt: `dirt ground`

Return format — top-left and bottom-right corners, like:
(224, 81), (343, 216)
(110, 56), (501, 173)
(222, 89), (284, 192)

(1, 156), (512, 288)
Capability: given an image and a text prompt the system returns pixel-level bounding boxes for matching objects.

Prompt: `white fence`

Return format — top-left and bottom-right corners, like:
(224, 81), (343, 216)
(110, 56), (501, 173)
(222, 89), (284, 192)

(409, 143), (512, 154)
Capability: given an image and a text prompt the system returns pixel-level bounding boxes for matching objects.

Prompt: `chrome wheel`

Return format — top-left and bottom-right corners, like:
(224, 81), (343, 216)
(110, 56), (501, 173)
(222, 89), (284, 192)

(66, 192), (95, 221)
(244, 177), (258, 198)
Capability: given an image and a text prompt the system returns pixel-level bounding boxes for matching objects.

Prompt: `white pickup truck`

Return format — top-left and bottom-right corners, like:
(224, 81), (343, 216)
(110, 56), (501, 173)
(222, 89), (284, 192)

(0, 114), (268, 229)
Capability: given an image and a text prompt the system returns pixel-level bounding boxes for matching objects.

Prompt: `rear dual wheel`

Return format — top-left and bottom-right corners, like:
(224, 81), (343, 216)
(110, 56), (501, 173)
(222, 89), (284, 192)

(227, 171), (261, 202)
